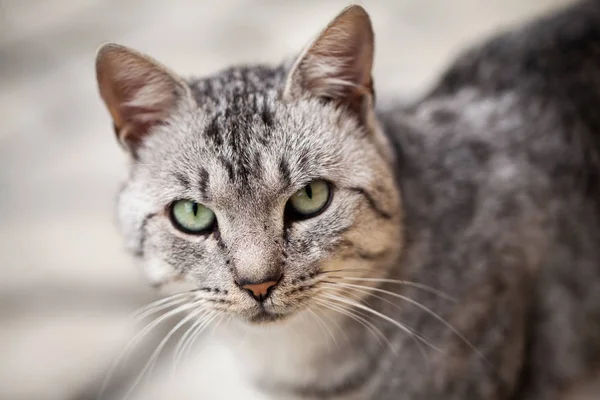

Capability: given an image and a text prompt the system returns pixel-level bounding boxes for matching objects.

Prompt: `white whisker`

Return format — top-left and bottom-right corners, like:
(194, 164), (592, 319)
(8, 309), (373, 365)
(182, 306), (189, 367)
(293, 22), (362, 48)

(308, 308), (338, 350)
(316, 298), (393, 352)
(122, 303), (207, 399)
(182, 313), (220, 365)
(326, 284), (430, 367)
(325, 276), (456, 302)
(132, 291), (197, 320)
(319, 292), (442, 352)
(315, 305), (349, 344)
(172, 310), (217, 373)
(210, 314), (225, 338)
(98, 302), (200, 400)
(133, 296), (195, 322)
(325, 281), (485, 361)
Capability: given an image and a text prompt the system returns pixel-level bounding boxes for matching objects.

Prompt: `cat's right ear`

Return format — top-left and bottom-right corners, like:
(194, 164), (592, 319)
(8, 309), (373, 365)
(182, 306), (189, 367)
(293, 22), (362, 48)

(283, 5), (375, 118)
(95, 43), (194, 156)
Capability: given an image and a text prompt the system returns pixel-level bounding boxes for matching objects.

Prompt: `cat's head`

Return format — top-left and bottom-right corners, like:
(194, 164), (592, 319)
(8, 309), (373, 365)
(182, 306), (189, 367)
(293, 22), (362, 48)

(96, 5), (402, 324)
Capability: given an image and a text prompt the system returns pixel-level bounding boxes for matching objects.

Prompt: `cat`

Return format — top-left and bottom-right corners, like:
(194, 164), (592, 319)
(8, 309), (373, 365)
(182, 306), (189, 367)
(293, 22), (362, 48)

(94, 1), (600, 399)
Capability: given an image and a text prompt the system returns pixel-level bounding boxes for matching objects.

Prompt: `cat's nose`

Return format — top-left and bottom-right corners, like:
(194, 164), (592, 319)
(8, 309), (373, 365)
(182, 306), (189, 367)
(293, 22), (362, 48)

(236, 274), (281, 301)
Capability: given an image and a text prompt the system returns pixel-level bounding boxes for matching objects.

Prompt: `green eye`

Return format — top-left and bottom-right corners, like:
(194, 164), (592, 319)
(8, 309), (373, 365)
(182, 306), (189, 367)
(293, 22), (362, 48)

(170, 200), (216, 234)
(287, 180), (332, 218)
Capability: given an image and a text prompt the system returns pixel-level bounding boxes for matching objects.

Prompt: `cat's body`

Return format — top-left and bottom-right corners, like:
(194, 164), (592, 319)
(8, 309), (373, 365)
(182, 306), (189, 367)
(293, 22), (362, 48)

(94, 1), (600, 399)
(380, 4), (600, 397)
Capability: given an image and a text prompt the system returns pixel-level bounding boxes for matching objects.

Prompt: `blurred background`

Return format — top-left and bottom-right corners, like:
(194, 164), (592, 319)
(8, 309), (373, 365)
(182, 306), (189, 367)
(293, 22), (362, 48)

(0, 0), (576, 399)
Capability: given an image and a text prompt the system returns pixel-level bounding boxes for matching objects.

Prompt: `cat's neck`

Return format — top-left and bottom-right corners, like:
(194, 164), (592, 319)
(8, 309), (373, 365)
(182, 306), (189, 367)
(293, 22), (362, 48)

(221, 303), (384, 398)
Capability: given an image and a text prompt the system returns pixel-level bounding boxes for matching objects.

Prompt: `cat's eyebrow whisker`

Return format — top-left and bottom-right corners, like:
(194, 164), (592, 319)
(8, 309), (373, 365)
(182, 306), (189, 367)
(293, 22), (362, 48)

(323, 281), (488, 363)
(322, 274), (456, 302)
(318, 291), (442, 353)
(123, 303), (211, 400)
(98, 301), (203, 400)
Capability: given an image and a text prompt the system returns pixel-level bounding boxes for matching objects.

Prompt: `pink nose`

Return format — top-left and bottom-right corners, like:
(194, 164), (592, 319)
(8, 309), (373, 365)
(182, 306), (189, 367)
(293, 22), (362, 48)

(242, 280), (278, 299)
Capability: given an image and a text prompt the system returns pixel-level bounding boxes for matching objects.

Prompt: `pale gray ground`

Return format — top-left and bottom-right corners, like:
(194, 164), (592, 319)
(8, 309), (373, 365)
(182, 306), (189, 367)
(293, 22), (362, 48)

(0, 1), (576, 399)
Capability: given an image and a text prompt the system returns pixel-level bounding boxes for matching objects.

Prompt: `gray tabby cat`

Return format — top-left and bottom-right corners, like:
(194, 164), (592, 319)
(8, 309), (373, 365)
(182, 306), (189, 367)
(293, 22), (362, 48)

(95, 1), (600, 399)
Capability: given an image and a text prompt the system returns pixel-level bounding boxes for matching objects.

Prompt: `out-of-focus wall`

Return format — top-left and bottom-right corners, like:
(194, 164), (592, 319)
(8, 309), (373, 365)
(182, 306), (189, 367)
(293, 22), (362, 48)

(0, 1), (575, 399)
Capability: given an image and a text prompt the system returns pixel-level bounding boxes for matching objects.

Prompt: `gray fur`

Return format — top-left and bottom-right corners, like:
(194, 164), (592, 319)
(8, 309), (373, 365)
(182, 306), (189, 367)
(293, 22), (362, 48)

(97, 1), (600, 399)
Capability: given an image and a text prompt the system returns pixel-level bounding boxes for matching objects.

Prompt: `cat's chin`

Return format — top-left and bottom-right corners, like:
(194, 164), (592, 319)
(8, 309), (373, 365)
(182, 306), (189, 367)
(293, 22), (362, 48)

(237, 296), (311, 325)
(246, 310), (289, 325)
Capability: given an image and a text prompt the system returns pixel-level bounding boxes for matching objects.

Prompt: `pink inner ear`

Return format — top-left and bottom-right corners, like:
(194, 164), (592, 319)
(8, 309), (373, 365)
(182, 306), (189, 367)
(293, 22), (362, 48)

(96, 44), (185, 154)
(121, 103), (171, 124)
(116, 102), (172, 151)
(285, 5), (374, 105)
(107, 74), (180, 151)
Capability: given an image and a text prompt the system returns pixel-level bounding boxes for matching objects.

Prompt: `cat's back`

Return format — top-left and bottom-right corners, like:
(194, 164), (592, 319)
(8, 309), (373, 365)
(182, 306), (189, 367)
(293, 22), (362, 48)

(379, 1), (600, 398)
(384, 0), (600, 228)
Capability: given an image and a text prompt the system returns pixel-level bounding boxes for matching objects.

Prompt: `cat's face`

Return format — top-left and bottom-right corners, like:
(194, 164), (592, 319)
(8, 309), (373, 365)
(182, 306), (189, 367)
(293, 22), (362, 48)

(97, 6), (402, 324)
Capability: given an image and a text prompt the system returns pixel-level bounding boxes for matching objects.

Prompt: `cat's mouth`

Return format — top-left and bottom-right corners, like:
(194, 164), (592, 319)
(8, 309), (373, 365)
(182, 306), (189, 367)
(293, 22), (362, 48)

(245, 302), (289, 324)
(248, 310), (285, 324)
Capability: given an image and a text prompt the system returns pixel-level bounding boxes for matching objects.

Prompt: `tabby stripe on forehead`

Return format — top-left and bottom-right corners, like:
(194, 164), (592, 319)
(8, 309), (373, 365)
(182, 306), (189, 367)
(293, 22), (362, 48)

(174, 172), (190, 190)
(205, 115), (223, 146)
(198, 168), (210, 198)
(350, 187), (392, 219)
(278, 158), (292, 189)
(219, 156), (235, 182)
(261, 95), (274, 126)
(252, 151), (263, 172)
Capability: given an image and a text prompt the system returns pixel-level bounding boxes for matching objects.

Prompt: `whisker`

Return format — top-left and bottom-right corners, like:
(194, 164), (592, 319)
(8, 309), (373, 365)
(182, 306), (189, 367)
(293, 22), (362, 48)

(322, 297), (410, 358)
(322, 284), (429, 339)
(98, 302), (200, 400)
(315, 305), (349, 345)
(325, 276), (456, 302)
(319, 292), (442, 352)
(172, 310), (217, 373)
(133, 296), (195, 322)
(320, 267), (383, 275)
(122, 303), (208, 399)
(296, 312), (309, 343)
(332, 286), (371, 306)
(315, 298), (392, 352)
(308, 308), (338, 350)
(182, 313), (220, 365)
(325, 281), (487, 362)
(209, 314), (225, 340)
(170, 312), (221, 376)
(328, 284), (424, 328)
(324, 284), (430, 366)
(132, 291), (198, 320)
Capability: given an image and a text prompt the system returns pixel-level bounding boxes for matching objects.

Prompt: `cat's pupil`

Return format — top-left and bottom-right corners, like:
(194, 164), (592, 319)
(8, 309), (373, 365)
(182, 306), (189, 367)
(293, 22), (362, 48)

(306, 184), (313, 199)
(192, 202), (198, 216)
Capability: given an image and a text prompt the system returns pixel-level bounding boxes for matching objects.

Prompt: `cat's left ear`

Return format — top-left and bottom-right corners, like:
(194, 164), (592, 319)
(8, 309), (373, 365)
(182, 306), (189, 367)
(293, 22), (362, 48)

(284, 5), (374, 117)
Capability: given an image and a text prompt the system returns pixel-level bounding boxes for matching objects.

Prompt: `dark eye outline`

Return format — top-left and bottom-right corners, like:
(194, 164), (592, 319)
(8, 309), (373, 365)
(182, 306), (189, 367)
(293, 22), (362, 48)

(285, 180), (333, 221)
(168, 199), (217, 235)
